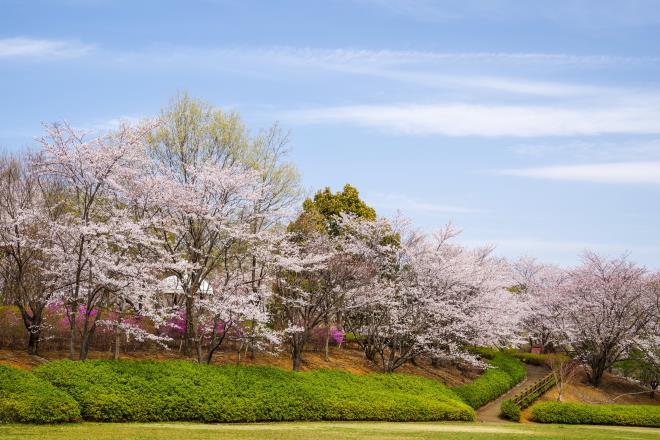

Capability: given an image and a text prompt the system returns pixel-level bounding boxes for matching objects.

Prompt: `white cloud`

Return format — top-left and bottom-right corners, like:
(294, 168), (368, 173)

(349, 70), (610, 98)
(3, 39), (656, 97)
(106, 45), (660, 106)
(370, 192), (481, 214)
(285, 103), (660, 137)
(0, 37), (94, 59)
(511, 139), (660, 161)
(110, 45), (660, 90)
(117, 46), (636, 98)
(497, 161), (660, 184)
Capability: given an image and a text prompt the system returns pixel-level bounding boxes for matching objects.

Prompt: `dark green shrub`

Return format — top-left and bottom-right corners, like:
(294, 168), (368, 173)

(531, 402), (660, 427)
(34, 360), (474, 423)
(0, 365), (80, 423)
(500, 399), (521, 421)
(452, 353), (525, 409)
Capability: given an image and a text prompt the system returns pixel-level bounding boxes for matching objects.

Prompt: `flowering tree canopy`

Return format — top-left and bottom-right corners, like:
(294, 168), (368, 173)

(343, 217), (523, 372)
(549, 253), (659, 386)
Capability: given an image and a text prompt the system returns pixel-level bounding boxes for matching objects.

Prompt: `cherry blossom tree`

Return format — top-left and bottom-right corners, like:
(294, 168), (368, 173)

(144, 149), (276, 362)
(271, 230), (337, 371)
(551, 252), (659, 386)
(343, 219), (523, 372)
(146, 95), (300, 361)
(511, 257), (567, 352)
(271, 211), (381, 370)
(33, 122), (171, 360)
(0, 154), (65, 355)
(199, 230), (281, 364)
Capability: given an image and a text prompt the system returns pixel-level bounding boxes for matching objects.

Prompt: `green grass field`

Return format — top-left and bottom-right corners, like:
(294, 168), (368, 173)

(0, 422), (658, 440)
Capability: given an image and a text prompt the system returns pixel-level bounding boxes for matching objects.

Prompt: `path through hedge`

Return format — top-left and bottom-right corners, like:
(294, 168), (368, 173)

(476, 364), (548, 423)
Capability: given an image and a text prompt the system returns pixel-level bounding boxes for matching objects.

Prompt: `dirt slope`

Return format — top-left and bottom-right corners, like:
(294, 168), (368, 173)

(0, 347), (479, 385)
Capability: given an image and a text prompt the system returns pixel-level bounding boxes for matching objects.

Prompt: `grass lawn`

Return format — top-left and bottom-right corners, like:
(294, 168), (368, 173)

(0, 422), (658, 440)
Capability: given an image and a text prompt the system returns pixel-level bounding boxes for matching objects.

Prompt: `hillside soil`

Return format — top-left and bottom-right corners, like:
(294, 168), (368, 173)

(521, 366), (660, 421)
(0, 346), (480, 386)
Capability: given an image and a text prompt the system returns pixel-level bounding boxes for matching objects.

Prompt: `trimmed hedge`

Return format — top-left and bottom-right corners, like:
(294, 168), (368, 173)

(500, 398), (521, 421)
(34, 360), (474, 423)
(0, 365), (80, 423)
(452, 353), (526, 409)
(531, 402), (660, 427)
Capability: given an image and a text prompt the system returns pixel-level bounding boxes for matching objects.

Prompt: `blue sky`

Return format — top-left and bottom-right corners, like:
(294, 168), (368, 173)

(2, 0), (660, 266)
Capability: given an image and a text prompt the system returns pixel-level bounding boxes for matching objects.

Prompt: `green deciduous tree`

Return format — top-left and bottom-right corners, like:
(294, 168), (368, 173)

(291, 184), (376, 236)
(148, 92), (301, 359)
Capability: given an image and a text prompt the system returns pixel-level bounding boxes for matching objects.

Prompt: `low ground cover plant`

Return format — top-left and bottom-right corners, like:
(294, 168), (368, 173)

(0, 365), (80, 423)
(530, 402), (660, 427)
(33, 360), (474, 423)
(452, 353), (525, 408)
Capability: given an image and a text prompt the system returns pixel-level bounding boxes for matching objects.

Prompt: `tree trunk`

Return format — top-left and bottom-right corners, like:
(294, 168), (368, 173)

(196, 336), (203, 363)
(588, 358), (607, 387)
(17, 303), (44, 356)
(291, 335), (305, 371)
(364, 343), (377, 362)
(183, 295), (195, 357)
(79, 308), (101, 361)
(27, 329), (40, 356)
(650, 381), (657, 399)
(205, 329), (226, 365)
(249, 323), (256, 360)
(324, 326), (330, 361)
(205, 344), (217, 365)
(68, 306), (77, 360)
(292, 347), (302, 371)
(113, 329), (120, 361)
(79, 332), (90, 361)
(112, 306), (124, 361)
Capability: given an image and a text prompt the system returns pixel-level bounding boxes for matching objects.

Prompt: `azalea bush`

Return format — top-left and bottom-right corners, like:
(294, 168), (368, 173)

(310, 326), (345, 347)
(452, 353), (525, 409)
(531, 402), (660, 427)
(0, 365), (80, 423)
(34, 359), (474, 423)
